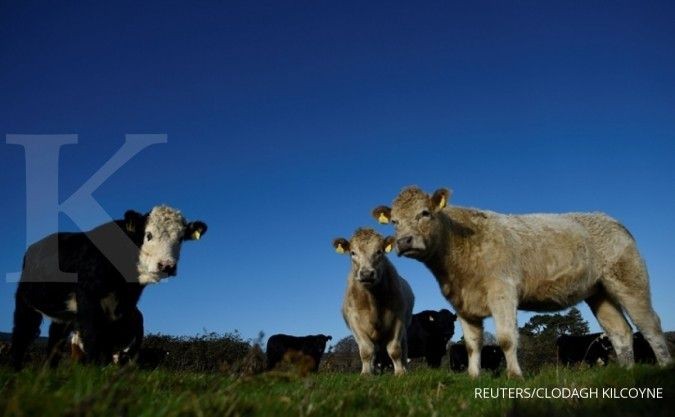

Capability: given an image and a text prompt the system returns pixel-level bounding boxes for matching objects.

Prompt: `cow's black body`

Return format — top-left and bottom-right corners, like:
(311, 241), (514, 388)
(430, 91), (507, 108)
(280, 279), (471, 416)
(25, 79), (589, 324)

(11, 214), (148, 369)
(449, 344), (505, 372)
(266, 334), (332, 371)
(376, 309), (457, 370)
(556, 333), (613, 366)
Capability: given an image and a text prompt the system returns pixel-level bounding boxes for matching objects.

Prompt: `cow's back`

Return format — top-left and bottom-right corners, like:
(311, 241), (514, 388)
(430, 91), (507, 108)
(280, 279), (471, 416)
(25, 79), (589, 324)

(18, 220), (143, 319)
(564, 213), (640, 269)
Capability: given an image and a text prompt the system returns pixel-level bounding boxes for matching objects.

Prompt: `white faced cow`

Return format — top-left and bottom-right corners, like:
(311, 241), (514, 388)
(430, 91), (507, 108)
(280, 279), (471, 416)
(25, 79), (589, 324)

(10, 205), (207, 369)
(334, 228), (414, 375)
(373, 186), (671, 378)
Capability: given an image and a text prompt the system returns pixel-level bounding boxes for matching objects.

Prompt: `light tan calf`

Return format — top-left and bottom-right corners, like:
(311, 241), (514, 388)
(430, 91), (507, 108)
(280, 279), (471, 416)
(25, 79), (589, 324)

(334, 228), (415, 375)
(373, 186), (672, 378)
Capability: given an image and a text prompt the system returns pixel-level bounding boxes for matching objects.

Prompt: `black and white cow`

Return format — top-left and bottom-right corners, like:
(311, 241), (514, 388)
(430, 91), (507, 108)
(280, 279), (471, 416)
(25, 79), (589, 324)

(449, 344), (505, 372)
(375, 309), (457, 370)
(266, 334), (332, 372)
(10, 206), (207, 369)
(556, 333), (613, 367)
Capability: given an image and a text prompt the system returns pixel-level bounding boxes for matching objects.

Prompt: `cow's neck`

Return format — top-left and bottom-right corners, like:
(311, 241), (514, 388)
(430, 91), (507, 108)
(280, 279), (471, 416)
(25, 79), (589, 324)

(125, 282), (146, 305)
(422, 212), (471, 311)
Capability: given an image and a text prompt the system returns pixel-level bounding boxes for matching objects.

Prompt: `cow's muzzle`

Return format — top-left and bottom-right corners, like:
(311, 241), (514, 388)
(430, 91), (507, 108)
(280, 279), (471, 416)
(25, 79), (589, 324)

(358, 270), (378, 285)
(158, 261), (177, 277)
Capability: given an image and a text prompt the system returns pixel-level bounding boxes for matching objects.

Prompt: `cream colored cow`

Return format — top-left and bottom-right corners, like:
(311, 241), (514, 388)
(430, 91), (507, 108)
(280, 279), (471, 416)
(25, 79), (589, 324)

(334, 228), (414, 375)
(373, 186), (671, 378)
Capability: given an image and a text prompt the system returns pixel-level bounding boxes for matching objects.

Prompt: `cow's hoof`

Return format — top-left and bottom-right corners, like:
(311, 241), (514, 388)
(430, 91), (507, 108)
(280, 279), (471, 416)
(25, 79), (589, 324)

(506, 370), (523, 380)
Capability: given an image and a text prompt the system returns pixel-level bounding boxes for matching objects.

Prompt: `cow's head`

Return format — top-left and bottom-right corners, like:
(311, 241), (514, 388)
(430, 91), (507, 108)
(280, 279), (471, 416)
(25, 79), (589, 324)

(125, 205), (208, 284)
(372, 186), (451, 260)
(314, 334), (332, 352)
(418, 309), (457, 342)
(333, 228), (395, 288)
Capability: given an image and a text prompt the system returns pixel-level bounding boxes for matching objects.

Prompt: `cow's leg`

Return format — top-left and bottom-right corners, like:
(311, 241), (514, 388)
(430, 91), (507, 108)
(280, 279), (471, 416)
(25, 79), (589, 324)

(355, 336), (375, 375)
(609, 292), (671, 367)
(46, 321), (72, 368)
(585, 291), (634, 366)
(426, 349), (442, 368)
(488, 290), (522, 378)
(458, 315), (483, 378)
(77, 296), (111, 364)
(10, 296), (43, 370)
(603, 255), (672, 367)
(121, 310), (144, 364)
(387, 322), (407, 375)
(110, 308), (144, 364)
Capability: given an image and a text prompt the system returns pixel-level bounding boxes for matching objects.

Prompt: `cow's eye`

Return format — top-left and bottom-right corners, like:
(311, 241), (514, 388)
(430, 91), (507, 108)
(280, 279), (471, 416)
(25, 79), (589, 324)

(420, 210), (431, 218)
(350, 251), (356, 256)
(146, 232), (153, 241)
(391, 219), (399, 225)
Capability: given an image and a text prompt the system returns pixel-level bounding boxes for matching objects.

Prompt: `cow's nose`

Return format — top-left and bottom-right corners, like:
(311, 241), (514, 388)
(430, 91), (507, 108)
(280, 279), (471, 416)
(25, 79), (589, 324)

(397, 236), (413, 253)
(359, 270), (375, 282)
(158, 261), (176, 275)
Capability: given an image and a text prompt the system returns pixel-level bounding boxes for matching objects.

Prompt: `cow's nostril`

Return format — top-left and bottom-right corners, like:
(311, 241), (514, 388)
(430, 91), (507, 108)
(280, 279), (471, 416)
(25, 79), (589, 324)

(397, 236), (413, 248)
(158, 261), (176, 273)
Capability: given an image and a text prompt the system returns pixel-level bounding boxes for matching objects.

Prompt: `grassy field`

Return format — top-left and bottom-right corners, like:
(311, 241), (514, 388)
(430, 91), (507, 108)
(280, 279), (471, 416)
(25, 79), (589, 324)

(1, 364), (673, 417)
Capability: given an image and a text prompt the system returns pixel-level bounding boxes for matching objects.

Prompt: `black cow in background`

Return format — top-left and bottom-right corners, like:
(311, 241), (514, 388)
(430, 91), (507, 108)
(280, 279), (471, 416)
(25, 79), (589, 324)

(633, 332), (657, 364)
(408, 309), (457, 367)
(556, 333), (613, 366)
(449, 344), (505, 372)
(376, 309), (457, 370)
(266, 334), (332, 371)
(10, 206), (207, 369)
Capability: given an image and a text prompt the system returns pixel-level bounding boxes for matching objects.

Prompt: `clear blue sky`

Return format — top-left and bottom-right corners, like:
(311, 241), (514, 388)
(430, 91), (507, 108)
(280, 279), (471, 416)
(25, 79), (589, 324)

(1, 1), (674, 347)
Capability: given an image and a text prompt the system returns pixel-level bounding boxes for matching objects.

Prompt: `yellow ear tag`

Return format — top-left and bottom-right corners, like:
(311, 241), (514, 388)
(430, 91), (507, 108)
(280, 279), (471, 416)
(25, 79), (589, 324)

(335, 244), (345, 254)
(192, 230), (201, 240)
(384, 243), (393, 253)
(126, 222), (135, 233)
(378, 213), (389, 224)
(439, 195), (446, 209)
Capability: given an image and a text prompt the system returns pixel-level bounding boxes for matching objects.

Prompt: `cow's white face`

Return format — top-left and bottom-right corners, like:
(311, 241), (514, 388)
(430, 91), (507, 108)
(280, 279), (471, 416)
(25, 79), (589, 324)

(333, 228), (395, 288)
(372, 187), (450, 261)
(127, 206), (207, 284)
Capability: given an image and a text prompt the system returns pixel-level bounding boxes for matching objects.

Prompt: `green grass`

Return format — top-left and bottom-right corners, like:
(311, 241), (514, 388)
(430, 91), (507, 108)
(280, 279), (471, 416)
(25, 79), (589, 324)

(1, 364), (673, 417)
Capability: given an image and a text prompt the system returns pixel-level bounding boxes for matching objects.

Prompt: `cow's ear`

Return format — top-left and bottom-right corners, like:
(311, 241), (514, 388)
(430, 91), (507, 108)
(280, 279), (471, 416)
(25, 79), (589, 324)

(124, 210), (144, 234)
(372, 206), (392, 224)
(382, 236), (395, 254)
(185, 221), (208, 241)
(431, 188), (452, 211)
(333, 238), (350, 255)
